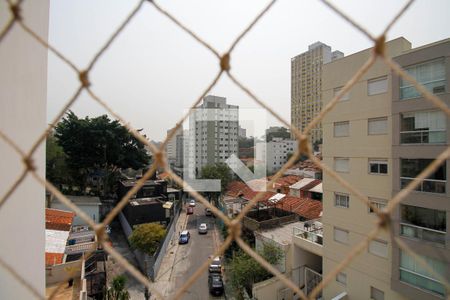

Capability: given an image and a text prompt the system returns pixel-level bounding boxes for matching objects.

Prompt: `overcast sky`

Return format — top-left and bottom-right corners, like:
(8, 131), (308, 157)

(47, 0), (450, 141)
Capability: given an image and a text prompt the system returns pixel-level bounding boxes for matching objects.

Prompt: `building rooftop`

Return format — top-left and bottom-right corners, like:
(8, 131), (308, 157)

(257, 221), (305, 246)
(129, 196), (165, 206)
(290, 178), (316, 189)
(309, 183), (323, 194)
(52, 195), (101, 206)
(46, 208), (75, 231)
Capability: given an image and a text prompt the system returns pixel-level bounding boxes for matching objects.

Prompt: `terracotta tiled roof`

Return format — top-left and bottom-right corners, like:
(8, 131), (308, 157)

(272, 195), (322, 220)
(45, 253), (64, 265)
(226, 181), (248, 198)
(226, 181), (276, 203)
(46, 208), (75, 231)
(270, 175), (303, 188)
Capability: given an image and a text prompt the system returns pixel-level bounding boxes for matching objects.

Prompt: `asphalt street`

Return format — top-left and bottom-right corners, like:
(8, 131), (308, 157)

(168, 201), (226, 300)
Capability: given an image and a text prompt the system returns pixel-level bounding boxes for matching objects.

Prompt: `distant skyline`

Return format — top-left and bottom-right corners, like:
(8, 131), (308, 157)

(47, 0), (450, 141)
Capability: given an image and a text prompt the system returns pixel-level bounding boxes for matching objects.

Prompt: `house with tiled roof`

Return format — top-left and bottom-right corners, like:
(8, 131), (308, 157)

(45, 208), (74, 266)
(289, 178), (322, 200)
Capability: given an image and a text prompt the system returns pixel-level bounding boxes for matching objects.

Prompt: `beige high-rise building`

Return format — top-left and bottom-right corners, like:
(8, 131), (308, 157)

(291, 42), (343, 144)
(321, 37), (449, 300)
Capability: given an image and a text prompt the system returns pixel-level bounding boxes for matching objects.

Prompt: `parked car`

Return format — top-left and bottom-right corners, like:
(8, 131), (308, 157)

(178, 230), (190, 244)
(205, 208), (212, 216)
(208, 273), (224, 296)
(187, 206), (194, 215)
(189, 199), (196, 207)
(209, 256), (222, 273)
(198, 223), (208, 234)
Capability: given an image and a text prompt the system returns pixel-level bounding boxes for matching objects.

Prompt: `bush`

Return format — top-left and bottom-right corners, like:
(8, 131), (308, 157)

(129, 223), (166, 255)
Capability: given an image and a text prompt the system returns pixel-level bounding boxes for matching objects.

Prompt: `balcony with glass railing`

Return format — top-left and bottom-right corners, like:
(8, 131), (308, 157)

(400, 177), (446, 194)
(400, 130), (446, 144)
(293, 224), (323, 256)
(400, 223), (446, 245)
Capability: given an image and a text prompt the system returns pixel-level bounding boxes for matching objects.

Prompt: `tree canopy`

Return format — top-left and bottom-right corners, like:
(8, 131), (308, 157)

(53, 111), (151, 194)
(46, 134), (71, 189)
(104, 275), (130, 300)
(229, 242), (283, 297)
(129, 223), (166, 256)
(200, 162), (232, 192)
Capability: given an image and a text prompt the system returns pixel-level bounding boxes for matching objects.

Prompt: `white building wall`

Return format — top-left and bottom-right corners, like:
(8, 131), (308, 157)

(260, 139), (298, 173)
(0, 1), (49, 297)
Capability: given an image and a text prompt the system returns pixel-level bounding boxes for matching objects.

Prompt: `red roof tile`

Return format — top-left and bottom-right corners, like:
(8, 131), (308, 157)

(272, 195), (322, 220)
(270, 175), (303, 188)
(45, 253), (64, 265)
(46, 208), (75, 231)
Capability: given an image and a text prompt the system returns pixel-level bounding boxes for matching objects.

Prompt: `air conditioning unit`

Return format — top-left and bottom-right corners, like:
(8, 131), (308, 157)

(433, 85), (445, 94)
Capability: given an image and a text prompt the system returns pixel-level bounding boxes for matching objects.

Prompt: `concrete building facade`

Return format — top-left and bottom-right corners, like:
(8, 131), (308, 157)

(166, 126), (182, 164)
(390, 38), (450, 300)
(291, 42), (343, 144)
(320, 37), (450, 300)
(256, 137), (298, 173)
(321, 38), (412, 300)
(187, 95), (239, 175)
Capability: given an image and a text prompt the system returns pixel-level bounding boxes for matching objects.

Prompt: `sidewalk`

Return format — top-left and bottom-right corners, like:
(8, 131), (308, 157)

(150, 207), (189, 298)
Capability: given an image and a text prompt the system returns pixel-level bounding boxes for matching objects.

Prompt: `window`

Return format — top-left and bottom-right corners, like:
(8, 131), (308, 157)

(400, 59), (446, 99)
(368, 117), (388, 135)
(400, 110), (446, 144)
(334, 158), (349, 173)
(400, 159), (446, 193)
(334, 227), (349, 244)
(370, 287), (384, 300)
(400, 250), (446, 296)
(336, 272), (347, 285)
(368, 198), (387, 213)
(334, 193), (349, 208)
(369, 159), (388, 174)
(333, 86), (350, 101)
(368, 76), (388, 95)
(334, 121), (349, 137)
(369, 239), (388, 258)
(400, 205), (446, 244)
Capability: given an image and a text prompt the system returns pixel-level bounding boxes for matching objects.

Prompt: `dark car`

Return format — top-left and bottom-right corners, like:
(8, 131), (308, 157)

(178, 230), (190, 244)
(208, 273), (224, 296)
(187, 206), (194, 215)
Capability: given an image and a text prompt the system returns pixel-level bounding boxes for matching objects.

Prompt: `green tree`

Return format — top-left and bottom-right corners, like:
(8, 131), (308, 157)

(201, 162), (232, 203)
(229, 242), (283, 297)
(104, 275), (130, 300)
(201, 162), (232, 192)
(54, 111), (151, 195)
(46, 134), (71, 189)
(129, 223), (166, 256)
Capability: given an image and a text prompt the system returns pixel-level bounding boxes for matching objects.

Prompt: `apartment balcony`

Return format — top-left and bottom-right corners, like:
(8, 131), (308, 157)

(400, 223), (446, 246)
(400, 177), (446, 194)
(400, 130), (446, 144)
(292, 222), (323, 256)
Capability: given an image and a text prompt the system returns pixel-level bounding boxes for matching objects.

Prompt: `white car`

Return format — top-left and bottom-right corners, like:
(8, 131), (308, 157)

(189, 199), (196, 207)
(198, 223), (208, 234)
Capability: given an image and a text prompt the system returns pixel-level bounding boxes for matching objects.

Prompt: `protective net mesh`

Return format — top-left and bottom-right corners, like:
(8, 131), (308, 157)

(0, 0), (449, 299)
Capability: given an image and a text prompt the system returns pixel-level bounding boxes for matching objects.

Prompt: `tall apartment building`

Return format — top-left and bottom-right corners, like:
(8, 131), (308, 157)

(320, 37), (449, 300)
(256, 137), (298, 173)
(187, 95), (239, 175)
(291, 42), (344, 144)
(165, 126), (182, 164)
(391, 38), (450, 300)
